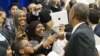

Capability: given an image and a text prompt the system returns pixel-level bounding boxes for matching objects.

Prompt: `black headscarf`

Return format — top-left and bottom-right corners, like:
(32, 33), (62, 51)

(28, 21), (43, 41)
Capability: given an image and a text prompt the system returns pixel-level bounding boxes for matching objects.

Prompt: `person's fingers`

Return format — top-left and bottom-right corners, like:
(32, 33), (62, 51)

(40, 39), (46, 44)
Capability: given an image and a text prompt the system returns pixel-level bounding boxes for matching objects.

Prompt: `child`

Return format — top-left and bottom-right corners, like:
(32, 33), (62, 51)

(48, 24), (67, 56)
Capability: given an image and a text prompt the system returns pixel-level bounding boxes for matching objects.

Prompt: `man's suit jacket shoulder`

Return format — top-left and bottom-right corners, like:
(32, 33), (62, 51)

(94, 23), (100, 37)
(65, 23), (96, 56)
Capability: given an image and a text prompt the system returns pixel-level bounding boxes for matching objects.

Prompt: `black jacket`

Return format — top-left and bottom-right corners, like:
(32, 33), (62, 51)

(0, 46), (6, 56)
(65, 23), (96, 56)
(94, 23), (100, 37)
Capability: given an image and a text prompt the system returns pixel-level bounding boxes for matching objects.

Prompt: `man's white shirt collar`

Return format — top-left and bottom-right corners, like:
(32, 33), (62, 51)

(92, 24), (97, 31)
(72, 22), (85, 34)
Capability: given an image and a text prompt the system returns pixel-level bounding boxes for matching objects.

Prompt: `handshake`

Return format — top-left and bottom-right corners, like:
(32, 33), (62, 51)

(43, 24), (65, 48)
(43, 31), (65, 48)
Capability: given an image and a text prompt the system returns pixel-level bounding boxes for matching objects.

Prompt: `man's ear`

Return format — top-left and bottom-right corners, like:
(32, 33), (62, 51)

(71, 10), (75, 20)
(19, 49), (24, 54)
(86, 18), (90, 25)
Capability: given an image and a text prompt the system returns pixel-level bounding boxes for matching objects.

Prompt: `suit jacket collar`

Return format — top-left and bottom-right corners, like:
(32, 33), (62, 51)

(94, 23), (100, 32)
(72, 22), (85, 34)
(71, 23), (89, 37)
(91, 24), (97, 31)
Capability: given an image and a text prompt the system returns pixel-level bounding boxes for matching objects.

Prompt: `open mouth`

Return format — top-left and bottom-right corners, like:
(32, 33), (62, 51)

(39, 30), (44, 36)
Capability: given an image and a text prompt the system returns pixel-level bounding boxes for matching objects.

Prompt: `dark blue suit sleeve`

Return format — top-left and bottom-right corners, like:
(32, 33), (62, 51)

(74, 32), (96, 56)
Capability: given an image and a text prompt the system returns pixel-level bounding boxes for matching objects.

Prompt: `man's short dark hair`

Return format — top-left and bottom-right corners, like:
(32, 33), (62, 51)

(9, 3), (18, 10)
(72, 3), (89, 21)
(89, 3), (98, 9)
(89, 9), (99, 24)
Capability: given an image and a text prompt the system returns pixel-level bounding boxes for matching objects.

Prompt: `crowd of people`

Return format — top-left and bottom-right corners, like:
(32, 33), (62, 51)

(0, 0), (100, 56)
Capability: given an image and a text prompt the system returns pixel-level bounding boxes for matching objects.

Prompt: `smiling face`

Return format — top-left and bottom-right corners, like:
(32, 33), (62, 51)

(18, 11), (26, 27)
(35, 23), (45, 37)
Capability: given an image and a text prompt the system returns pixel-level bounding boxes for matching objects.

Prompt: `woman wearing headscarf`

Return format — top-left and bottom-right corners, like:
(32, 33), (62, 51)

(28, 21), (58, 56)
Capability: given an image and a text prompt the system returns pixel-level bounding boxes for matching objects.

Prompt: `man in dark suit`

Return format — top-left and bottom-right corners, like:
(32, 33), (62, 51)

(94, 23), (100, 37)
(64, 3), (96, 56)
(87, 8), (100, 37)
